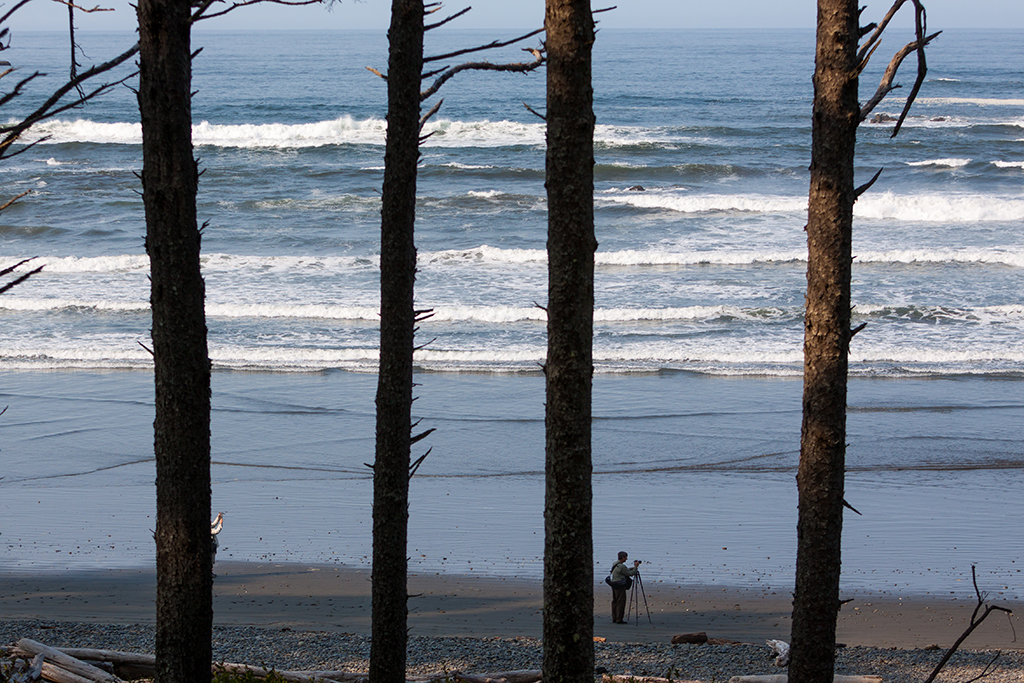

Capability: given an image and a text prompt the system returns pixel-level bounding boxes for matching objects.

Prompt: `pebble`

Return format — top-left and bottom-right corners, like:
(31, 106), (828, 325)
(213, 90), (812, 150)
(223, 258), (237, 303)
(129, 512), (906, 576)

(2, 619), (1023, 682)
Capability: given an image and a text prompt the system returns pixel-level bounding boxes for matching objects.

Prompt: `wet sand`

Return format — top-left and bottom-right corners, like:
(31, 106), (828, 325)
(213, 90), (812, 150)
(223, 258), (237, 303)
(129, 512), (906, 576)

(1, 561), (1020, 650)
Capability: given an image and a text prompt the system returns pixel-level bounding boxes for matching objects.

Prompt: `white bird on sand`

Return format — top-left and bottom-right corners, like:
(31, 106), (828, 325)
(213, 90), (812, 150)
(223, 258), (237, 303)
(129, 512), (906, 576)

(211, 512), (224, 577)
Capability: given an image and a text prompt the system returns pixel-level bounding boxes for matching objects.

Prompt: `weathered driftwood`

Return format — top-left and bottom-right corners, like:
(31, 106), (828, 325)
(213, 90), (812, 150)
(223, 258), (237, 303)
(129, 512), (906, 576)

(214, 663), (340, 683)
(49, 649), (155, 681)
(55, 649), (155, 668)
(288, 670), (541, 683)
(285, 674), (366, 683)
(39, 662), (96, 683)
(728, 676), (882, 683)
(602, 675), (703, 683)
(449, 673), (541, 683)
(17, 640), (122, 683)
(4, 642), (542, 683)
(670, 632), (708, 645)
(1, 652), (45, 683)
(26, 653), (46, 682)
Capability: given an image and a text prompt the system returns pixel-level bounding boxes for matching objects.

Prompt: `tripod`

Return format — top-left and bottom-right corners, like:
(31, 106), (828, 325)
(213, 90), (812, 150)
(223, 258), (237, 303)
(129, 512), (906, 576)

(627, 569), (652, 624)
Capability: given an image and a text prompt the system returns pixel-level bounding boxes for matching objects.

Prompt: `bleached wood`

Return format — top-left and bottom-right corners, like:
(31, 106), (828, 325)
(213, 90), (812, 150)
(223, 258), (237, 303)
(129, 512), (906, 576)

(51, 649), (154, 668)
(728, 676), (882, 683)
(39, 663), (95, 683)
(17, 640), (121, 683)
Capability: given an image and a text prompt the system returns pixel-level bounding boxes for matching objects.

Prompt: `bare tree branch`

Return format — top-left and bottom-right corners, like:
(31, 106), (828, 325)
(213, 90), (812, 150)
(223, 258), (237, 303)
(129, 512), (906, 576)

(419, 98), (442, 131)
(0, 189), (30, 212)
(67, 2), (85, 99)
(890, 1), (938, 138)
(425, 5), (469, 31)
(191, 0), (321, 23)
(0, 260), (43, 295)
(0, 0), (33, 28)
(424, 27), (544, 64)
(0, 42), (140, 159)
(523, 100), (545, 121)
(923, 566), (1014, 683)
(859, 29), (940, 124)
(0, 257), (36, 278)
(0, 71), (44, 111)
(858, 0), (909, 64)
(421, 47), (543, 102)
(854, 168), (883, 199)
(50, 0), (115, 12)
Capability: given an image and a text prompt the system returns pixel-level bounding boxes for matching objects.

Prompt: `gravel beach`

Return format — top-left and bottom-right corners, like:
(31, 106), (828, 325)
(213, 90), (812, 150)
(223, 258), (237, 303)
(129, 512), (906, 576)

(2, 619), (1024, 683)
(2, 562), (1022, 682)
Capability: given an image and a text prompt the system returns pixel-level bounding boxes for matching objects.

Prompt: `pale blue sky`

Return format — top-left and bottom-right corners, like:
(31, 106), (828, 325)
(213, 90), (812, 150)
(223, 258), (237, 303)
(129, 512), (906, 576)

(8, 0), (1024, 32)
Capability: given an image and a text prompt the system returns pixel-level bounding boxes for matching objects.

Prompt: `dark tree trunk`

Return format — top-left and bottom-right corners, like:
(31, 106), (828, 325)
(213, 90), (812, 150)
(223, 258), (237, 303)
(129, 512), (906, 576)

(370, 1), (423, 682)
(789, 1), (860, 681)
(137, 1), (212, 682)
(542, 3), (596, 683)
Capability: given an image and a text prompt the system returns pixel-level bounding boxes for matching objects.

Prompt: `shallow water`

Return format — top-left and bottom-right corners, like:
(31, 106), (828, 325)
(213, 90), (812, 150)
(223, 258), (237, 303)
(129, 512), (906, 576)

(2, 369), (1021, 600)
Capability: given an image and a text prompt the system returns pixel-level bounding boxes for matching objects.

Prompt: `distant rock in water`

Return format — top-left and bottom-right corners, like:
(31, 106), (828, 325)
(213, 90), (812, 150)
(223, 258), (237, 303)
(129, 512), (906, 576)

(870, 113), (898, 124)
(627, 185), (645, 191)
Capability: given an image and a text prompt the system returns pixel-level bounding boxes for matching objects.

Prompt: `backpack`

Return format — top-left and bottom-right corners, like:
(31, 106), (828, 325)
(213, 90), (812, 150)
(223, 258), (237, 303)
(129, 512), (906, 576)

(605, 574), (633, 590)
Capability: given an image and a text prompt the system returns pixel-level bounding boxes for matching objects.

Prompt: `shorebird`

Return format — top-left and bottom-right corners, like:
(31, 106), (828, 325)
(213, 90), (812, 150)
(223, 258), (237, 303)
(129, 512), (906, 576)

(211, 512), (224, 577)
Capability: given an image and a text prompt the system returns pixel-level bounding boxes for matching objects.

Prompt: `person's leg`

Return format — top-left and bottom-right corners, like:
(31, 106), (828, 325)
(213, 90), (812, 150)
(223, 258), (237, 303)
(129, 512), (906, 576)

(612, 587), (625, 622)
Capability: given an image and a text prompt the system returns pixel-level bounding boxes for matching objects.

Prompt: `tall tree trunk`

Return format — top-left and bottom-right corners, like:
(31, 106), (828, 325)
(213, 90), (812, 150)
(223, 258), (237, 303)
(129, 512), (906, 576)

(789, 1), (859, 681)
(370, 1), (423, 682)
(542, 3), (596, 683)
(136, 0), (213, 682)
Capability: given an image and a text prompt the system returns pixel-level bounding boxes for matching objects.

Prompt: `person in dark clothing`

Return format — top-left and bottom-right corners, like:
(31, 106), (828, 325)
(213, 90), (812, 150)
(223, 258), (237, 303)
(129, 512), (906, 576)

(608, 551), (640, 624)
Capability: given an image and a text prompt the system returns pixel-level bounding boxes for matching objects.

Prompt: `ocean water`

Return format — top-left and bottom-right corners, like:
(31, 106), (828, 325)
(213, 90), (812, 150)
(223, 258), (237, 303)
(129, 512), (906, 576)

(1, 28), (1022, 599)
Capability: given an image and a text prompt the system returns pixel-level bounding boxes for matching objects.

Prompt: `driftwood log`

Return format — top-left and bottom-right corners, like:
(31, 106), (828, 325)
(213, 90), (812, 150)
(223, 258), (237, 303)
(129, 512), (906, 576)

(17, 640), (123, 683)
(39, 663), (97, 683)
(1, 643), (541, 683)
(602, 675), (704, 683)
(728, 676), (882, 683)
(670, 632), (708, 645)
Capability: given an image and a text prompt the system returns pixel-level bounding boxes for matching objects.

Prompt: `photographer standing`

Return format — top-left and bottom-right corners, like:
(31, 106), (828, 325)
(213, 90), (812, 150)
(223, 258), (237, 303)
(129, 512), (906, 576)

(607, 551), (640, 624)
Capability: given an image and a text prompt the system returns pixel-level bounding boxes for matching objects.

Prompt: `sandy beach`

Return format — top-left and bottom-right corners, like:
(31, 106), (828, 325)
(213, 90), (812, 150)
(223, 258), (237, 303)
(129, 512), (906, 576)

(2, 561), (1020, 650)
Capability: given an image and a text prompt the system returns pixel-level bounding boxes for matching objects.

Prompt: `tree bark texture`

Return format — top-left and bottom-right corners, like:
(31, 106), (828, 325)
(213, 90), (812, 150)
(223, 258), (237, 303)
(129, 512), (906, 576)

(542, 3), (596, 683)
(136, 0), (213, 681)
(370, 1), (423, 682)
(789, 1), (860, 682)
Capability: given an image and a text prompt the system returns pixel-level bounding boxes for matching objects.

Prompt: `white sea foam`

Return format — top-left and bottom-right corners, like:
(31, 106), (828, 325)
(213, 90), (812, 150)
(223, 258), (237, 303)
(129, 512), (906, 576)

(21, 116), (720, 151)
(439, 162), (495, 170)
(2, 253), (381, 277)
(916, 97), (1024, 107)
(854, 191), (1024, 222)
(21, 119), (142, 145)
(421, 119), (544, 147)
(853, 249), (1024, 268)
(595, 249), (805, 266)
(597, 188), (1024, 225)
(0, 298), (148, 313)
(421, 245), (546, 265)
(992, 160), (1024, 169)
(906, 158), (971, 167)
(205, 303), (381, 320)
(601, 192), (807, 214)
(854, 303), (1024, 324)
(18, 254), (150, 273)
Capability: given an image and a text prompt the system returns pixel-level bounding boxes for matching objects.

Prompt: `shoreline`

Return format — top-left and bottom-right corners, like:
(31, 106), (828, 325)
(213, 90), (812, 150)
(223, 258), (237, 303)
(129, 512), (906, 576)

(2, 561), (1020, 650)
